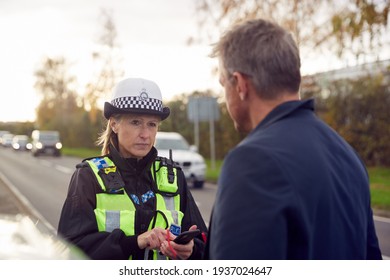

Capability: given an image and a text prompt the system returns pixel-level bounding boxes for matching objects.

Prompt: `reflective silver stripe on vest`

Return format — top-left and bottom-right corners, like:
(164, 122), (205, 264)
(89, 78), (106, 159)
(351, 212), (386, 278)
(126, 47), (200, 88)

(163, 196), (179, 225)
(106, 210), (120, 232)
(144, 249), (149, 260)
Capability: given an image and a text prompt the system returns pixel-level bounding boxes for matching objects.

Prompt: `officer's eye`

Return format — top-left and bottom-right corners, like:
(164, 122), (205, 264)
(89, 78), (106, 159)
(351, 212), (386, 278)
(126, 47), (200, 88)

(130, 119), (142, 126)
(148, 122), (158, 128)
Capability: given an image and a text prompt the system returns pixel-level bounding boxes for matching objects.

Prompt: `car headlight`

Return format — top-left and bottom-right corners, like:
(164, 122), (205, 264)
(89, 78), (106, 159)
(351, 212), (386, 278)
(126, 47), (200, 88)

(56, 142), (62, 149)
(36, 142), (43, 149)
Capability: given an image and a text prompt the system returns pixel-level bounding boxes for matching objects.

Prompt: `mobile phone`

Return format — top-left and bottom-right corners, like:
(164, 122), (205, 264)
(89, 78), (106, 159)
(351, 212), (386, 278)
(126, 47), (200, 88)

(173, 229), (201, 244)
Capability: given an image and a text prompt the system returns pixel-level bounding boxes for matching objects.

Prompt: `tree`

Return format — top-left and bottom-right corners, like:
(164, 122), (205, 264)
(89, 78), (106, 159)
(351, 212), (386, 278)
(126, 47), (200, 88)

(330, 0), (389, 59)
(34, 57), (88, 147)
(192, 0), (390, 164)
(84, 8), (124, 124)
(32, 9), (125, 149)
(325, 74), (390, 166)
(34, 57), (78, 129)
(82, 8), (124, 146)
(193, 0), (389, 62)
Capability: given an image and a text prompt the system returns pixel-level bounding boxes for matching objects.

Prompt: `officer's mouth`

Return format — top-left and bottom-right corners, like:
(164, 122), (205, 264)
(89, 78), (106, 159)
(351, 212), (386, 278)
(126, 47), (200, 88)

(135, 143), (150, 149)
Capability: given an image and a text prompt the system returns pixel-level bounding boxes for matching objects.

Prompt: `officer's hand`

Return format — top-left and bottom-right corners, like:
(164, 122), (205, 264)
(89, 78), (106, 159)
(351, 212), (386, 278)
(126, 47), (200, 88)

(159, 225), (197, 260)
(137, 227), (167, 250)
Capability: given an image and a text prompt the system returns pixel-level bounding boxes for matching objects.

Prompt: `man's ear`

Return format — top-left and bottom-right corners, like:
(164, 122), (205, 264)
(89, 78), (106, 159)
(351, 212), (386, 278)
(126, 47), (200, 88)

(232, 72), (249, 101)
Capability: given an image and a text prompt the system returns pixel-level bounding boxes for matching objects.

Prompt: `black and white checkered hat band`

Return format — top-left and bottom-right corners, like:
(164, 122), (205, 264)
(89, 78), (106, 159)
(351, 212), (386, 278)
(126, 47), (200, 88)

(111, 96), (163, 112)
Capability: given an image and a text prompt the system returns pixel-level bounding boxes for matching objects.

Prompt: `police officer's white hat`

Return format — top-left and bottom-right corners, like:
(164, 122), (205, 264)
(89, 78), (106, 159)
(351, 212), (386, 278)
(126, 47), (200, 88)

(104, 78), (170, 120)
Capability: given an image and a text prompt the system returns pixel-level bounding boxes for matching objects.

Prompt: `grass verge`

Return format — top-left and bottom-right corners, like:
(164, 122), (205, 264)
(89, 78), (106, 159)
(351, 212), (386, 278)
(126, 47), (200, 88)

(62, 147), (101, 159)
(368, 167), (390, 214)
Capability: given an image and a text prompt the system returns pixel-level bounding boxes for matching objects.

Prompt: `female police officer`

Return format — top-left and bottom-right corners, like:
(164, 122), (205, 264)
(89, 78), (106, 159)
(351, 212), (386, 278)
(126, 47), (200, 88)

(58, 78), (207, 260)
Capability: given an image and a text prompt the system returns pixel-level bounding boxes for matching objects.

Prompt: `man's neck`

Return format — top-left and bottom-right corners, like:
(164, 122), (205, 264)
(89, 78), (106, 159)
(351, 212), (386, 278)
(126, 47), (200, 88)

(249, 92), (300, 130)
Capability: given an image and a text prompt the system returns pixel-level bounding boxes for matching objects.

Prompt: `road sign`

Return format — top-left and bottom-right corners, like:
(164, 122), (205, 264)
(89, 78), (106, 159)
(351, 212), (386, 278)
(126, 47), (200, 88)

(187, 96), (219, 170)
(187, 97), (220, 122)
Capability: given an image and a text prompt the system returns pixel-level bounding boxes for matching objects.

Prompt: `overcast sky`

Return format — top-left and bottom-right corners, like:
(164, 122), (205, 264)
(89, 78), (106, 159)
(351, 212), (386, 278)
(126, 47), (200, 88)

(1, 0), (389, 123)
(0, 0), (221, 122)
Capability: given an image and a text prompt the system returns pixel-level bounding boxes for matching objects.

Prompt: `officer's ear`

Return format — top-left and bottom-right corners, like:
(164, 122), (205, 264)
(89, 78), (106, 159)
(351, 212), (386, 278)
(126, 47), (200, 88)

(110, 117), (119, 134)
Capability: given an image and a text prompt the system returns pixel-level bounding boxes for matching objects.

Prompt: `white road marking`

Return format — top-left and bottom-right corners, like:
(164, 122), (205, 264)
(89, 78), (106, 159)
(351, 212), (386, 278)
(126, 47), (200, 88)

(39, 160), (52, 167)
(374, 215), (390, 224)
(55, 165), (73, 174)
(0, 171), (55, 233)
(37, 159), (73, 175)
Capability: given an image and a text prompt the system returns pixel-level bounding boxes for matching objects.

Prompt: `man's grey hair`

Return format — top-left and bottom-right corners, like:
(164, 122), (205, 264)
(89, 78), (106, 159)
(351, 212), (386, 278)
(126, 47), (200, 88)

(211, 19), (301, 99)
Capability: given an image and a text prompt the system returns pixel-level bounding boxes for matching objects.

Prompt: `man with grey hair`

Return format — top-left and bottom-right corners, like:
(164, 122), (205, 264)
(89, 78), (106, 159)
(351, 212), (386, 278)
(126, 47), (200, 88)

(205, 18), (381, 259)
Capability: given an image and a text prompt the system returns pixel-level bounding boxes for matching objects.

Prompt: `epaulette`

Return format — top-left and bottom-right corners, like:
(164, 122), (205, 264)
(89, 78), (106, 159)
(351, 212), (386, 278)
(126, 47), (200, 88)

(76, 155), (105, 169)
(83, 155), (124, 193)
(82, 155), (106, 162)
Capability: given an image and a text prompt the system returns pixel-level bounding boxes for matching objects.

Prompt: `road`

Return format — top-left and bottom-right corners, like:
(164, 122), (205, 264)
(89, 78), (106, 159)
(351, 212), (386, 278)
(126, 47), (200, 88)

(0, 147), (77, 229)
(0, 147), (388, 258)
(0, 147), (218, 228)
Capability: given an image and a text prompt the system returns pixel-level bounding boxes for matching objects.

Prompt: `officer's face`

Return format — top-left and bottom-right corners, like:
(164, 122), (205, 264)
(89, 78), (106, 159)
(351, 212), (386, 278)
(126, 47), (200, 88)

(110, 114), (160, 159)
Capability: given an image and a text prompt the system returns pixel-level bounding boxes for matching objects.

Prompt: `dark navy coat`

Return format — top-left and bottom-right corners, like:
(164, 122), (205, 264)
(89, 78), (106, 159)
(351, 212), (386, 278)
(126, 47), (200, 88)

(207, 99), (382, 259)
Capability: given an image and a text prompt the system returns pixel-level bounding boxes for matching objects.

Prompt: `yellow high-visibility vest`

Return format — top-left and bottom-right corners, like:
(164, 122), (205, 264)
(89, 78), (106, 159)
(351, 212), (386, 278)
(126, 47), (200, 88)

(86, 156), (183, 259)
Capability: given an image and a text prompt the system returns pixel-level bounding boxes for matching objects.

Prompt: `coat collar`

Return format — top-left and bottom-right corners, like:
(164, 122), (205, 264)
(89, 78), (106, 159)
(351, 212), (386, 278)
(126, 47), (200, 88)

(255, 98), (314, 131)
(109, 143), (157, 175)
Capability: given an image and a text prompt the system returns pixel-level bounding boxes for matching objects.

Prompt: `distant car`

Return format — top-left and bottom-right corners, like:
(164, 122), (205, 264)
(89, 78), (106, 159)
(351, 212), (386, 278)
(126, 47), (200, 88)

(31, 130), (62, 157)
(155, 132), (206, 189)
(1, 134), (14, 148)
(12, 135), (32, 151)
(0, 131), (10, 145)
